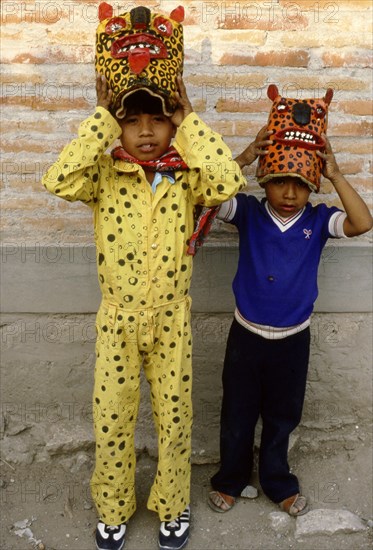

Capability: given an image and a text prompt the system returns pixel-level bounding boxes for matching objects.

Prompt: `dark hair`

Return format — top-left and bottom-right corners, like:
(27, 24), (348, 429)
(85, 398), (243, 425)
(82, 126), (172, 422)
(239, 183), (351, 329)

(123, 90), (164, 115)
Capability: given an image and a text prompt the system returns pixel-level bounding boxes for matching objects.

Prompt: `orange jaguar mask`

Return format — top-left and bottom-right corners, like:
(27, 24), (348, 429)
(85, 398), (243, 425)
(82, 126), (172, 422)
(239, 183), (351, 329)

(95, 2), (184, 118)
(256, 84), (334, 192)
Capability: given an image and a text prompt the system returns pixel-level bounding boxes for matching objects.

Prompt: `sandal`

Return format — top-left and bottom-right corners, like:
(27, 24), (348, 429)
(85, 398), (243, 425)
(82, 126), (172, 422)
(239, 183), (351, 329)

(279, 493), (309, 516)
(208, 491), (236, 513)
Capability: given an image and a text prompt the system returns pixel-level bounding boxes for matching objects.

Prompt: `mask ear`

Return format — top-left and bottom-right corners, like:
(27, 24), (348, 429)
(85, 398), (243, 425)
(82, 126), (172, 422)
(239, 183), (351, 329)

(99, 2), (113, 21)
(324, 88), (334, 106)
(267, 84), (279, 101)
(170, 5), (185, 22)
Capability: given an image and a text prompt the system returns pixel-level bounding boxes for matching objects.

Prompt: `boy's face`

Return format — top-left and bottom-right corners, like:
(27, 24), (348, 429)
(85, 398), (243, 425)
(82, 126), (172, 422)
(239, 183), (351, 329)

(264, 176), (311, 218)
(118, 112), (175, 161)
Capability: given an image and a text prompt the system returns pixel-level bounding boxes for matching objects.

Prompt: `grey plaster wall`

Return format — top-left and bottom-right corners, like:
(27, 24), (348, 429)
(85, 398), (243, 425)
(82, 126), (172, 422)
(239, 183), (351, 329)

(0, 243), (372, 465)
(1, 242), (372, 314)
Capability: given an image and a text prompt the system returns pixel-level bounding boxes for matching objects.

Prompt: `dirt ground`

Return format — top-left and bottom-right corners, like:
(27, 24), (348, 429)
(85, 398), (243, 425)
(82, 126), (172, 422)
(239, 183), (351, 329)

(1, 439), (372, 550)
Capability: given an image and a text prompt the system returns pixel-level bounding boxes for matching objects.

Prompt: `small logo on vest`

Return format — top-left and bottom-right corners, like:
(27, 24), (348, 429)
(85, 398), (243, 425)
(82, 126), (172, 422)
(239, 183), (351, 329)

(303, 229), (312, 239)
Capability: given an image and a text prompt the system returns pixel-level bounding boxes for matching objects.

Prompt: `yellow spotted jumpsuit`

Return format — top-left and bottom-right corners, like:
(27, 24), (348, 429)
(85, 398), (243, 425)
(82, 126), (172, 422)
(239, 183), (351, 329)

(43, 107), (245, 525)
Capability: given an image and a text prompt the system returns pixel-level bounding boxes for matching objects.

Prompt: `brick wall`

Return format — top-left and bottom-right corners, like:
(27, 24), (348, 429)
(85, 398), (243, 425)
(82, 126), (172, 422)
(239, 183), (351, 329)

(1, 0), (372, 244)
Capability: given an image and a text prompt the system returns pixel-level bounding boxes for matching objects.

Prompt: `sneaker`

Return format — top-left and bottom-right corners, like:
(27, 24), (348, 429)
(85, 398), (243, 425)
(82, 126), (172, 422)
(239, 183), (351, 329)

(159, 506), (190, 550)
(95, 521), (127, 550)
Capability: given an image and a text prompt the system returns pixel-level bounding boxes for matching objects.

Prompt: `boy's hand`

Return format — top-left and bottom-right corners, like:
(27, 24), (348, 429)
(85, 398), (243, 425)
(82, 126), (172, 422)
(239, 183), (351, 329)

(316, 134), (342, 183)
(170, 75), (193, 127)
(235, 126), (274, 169)
(96, 73), (113, 111)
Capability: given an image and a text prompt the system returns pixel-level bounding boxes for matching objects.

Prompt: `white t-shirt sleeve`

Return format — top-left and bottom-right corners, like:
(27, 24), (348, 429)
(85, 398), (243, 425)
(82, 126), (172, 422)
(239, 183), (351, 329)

(328, 211), (347, 238)
(217, 198), (237, 222)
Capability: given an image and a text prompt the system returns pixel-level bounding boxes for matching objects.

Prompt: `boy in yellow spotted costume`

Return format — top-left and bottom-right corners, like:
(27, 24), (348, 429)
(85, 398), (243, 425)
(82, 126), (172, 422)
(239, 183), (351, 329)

(43, 70), (245, 550)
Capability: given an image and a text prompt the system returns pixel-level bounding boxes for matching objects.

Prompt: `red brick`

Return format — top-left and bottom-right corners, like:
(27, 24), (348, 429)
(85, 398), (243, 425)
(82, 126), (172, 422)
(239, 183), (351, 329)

(1, 0), (164, 25)
(188, 73), (265, 86)
(1, 137), (64, 154)
(1, 195), (51, 212)
(0, 95), (90, 112)
(215, 99), (274, 114)
(1, 161), (50, 190)
(220, 50), (310, 68)
(322, 52), (372, 68)
(234, 121), (271, 138)
(1, 119), (59, 134)
(276, 76), (368, 94)
(192, 99), (207, 113)
(54, 200), (92, 214)
(217, 10), (308, 31)
(345, 176), (373, 191)
(285, 0), (371, 9)
(336, 158), (366, 175)
(2, 46), (94, 64)
(330, 138), (372, 155)
(0, 217), (94, 243)
(283, 29), (371, 49)
(334, 100), (373, 117)
(330, 121), (373, 137)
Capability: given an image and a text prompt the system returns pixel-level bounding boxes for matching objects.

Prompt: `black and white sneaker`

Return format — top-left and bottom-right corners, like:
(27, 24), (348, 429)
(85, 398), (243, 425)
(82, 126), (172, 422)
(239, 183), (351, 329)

(159, 506), (190, 550)
(95, 521), (127, 550)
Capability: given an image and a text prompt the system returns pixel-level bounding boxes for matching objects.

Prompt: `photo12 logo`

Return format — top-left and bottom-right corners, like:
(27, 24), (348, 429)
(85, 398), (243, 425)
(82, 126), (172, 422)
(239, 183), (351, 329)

(200, 2), (339, 25)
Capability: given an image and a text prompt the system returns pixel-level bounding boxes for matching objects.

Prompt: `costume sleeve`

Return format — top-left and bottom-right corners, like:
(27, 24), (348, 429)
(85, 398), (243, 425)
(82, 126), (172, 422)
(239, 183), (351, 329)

(173, 113), (246, 206)
(42, 107), (121, 207)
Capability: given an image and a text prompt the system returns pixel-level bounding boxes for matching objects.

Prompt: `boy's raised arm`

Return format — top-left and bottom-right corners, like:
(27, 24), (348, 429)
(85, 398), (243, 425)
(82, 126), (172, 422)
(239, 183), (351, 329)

(317, 136), (373, 237)
(170, 75), (193, 128)
(42, 75), (121, 206)
(96, 73), (113, 111)
(172, 77), (246, 206)
(234, 127), (273, 169)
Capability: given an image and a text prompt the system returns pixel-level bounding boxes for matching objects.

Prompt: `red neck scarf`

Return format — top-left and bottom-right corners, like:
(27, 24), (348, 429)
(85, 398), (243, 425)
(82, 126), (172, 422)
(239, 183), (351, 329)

(111, 146), (188, 172)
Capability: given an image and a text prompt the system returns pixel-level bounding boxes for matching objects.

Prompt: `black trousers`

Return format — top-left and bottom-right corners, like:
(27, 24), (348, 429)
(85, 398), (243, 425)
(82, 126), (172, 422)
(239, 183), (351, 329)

(211, 318), (310, 503)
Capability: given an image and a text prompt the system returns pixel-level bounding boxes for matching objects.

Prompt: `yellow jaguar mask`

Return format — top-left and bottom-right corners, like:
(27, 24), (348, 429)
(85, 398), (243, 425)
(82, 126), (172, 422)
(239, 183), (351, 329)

(95, 2), (184, 118)
(256, 84), (333, 192)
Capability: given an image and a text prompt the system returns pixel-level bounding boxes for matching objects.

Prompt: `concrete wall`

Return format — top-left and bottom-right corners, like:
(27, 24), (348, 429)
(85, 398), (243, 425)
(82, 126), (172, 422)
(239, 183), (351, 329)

(1, 242), (372, 465)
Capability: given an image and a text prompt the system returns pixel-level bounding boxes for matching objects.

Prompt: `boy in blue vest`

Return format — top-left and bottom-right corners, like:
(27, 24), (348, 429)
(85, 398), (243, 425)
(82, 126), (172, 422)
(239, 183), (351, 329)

(208, 121), (372, 516)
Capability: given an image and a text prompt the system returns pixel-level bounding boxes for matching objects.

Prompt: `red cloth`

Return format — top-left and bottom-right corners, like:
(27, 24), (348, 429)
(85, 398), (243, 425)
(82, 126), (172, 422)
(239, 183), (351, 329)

(187, 206), (220, 256)
(111, 146), (188, 171)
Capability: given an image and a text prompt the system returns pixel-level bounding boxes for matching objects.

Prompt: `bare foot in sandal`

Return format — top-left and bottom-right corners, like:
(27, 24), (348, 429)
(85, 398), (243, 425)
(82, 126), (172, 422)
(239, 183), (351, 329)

(208, 490), (235, 513)
(279, 493), (309, 516)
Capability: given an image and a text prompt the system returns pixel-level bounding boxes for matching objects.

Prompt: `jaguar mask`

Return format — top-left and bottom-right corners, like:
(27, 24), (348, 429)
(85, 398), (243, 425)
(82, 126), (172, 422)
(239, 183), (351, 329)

(256, 84), (334, 192)
(95, 2), (184, 118)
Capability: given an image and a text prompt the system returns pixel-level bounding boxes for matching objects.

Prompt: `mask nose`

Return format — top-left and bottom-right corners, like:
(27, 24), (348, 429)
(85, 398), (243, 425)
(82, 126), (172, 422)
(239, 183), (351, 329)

(130, 6), (151, 30)
(292, 102), (311, 125)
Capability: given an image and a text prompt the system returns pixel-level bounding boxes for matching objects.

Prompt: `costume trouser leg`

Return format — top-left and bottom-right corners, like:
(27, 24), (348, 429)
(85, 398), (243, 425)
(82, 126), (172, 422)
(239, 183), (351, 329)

(211, 319), (310, 502)
(90, 298), (193, 525)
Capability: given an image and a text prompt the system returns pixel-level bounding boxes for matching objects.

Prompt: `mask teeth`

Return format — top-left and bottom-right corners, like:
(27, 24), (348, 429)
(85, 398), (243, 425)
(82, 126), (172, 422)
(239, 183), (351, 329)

(118, 43), (160, 54)
(283, 130), (316, 144)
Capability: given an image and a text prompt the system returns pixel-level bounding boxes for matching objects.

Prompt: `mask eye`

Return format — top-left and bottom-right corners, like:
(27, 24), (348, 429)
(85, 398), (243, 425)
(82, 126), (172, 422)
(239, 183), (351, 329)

(105, 17), (127, 35)
(276, 99), (289, 113)
(154, 16), (172, 36)
(315, 104), (326, 118)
